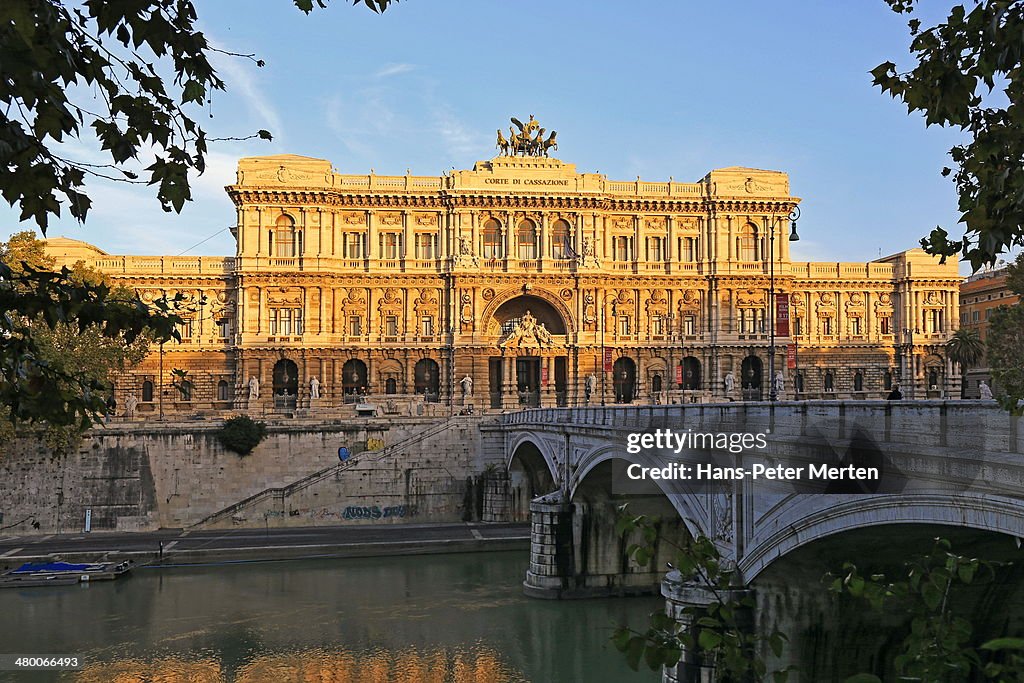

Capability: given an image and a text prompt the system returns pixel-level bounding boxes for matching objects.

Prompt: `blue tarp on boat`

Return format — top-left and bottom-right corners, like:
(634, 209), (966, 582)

(11, 562), (96, 574)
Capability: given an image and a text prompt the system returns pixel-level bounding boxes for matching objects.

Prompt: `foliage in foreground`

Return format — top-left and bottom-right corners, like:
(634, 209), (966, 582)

(0, 0), (394, 448)
(613, 508), (1023, 682)
(874, 1), (1024, 269)
(216, 415), (267, 456)
(0, 232), (179, 451)
(611, 510), (792, 681)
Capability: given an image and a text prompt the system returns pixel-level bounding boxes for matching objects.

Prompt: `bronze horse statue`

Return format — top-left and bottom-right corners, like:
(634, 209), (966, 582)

(496, 129), (510, 156)
(541, 131), (558, 157)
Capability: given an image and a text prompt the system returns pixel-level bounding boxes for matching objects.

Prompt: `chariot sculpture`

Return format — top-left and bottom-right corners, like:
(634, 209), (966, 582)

(497, 115), (558, 157)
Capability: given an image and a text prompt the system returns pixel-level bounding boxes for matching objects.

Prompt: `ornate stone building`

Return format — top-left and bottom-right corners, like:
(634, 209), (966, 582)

(44, 144), (961, 414)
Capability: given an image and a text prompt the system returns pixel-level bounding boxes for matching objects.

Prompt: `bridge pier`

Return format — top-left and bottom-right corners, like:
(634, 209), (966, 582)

(523, 492), (575, 598)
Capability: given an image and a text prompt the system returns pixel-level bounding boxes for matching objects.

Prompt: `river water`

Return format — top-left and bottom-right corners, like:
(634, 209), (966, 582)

(1, 551), (660, 682)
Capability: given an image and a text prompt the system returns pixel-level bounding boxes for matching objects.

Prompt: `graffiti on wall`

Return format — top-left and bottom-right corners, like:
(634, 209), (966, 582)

(265, 504), (420, 521)
(365, 437), (385, 451)
(342, 504), (417, 520)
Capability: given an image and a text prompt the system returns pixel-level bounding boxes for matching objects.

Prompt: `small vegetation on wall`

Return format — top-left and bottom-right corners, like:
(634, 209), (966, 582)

(217, 415), (267, 456)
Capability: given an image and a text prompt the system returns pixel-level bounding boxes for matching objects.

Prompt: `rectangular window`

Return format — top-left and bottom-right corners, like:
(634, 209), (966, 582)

(218, 319), (230, 338)
(681, 237), (696, 262)
(928, 309), (940, 333)
(822, 317), (832, 335)
(684, 315), (696, 336)
(294, 310), (302, 335)
(851, 317), (861, 335)
(648, 237), (664, 262)
(651, 315), (663, 336)
(973, 310), (980, 322)
(280, 309), (292, 336)
(794, 317), (803, 336)
(381, 233), (400, 260)
(346, 233), (363, 259)
(416, 233), (435, 259)
(618, 316), (631, 336)
(385, 315), (398, 337)
(421, 316), (434, 336)
(176, 319), (193, 340)
(880, 316), (891, 334)
(615, 236), (632, 262)
(349, 316), (362, 336)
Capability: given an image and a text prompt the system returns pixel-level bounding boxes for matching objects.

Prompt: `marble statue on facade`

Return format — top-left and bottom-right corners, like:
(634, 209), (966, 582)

(248, 376), (259, 400)
(979, 380), (994, 400)
(724, 372), (735, 393)
(460, 374), (474, 397)
(310, 376), (321, 399)
(585, 373), (597, 403)
(124, 394), (139, 417)
(773, 371), (785, 396)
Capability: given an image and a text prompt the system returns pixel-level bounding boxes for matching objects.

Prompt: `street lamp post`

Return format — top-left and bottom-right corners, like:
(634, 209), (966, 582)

(768, 207), (801, 402)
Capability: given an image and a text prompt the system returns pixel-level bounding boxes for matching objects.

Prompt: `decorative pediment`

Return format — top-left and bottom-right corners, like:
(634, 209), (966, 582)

(644, 217), (667, 231)
(378, 212), (402, 226)
(679, 288), (701, 312)
(341, 212), (364, 226)
(414, 213), (438, 227)
(736, 288), (765, 308)
(610, 216), (633, 231)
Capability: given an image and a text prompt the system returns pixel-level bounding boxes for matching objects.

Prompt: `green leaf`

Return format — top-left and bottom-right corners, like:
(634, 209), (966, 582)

(697, 629), (722, 650)
(980, 637), (1024, 651)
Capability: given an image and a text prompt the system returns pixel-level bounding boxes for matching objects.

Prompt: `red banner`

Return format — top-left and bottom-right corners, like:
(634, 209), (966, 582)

(603, 348), (613, 372)
(775, 293), (790, 337)
(675, 363), (683, 385)
(786, 344), (796, 370)
(541, 365), (549, 385)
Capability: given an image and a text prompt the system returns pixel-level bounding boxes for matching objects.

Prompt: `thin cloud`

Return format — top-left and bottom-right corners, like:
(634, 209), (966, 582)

(374, 63), (416, 78)
(209, 45), (285, 144)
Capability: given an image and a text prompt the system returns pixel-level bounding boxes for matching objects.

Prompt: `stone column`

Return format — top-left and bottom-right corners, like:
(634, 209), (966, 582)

(523, 492), (575, 599)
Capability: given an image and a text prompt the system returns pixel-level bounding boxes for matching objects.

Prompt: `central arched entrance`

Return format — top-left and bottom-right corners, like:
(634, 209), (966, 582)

(273, 358), (298, 409)
(487, 294), (569, 408)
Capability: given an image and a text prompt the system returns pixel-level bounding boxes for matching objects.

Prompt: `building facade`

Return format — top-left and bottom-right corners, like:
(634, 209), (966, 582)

(45, 148), (962, 415)
(959, 267), (1021, 397)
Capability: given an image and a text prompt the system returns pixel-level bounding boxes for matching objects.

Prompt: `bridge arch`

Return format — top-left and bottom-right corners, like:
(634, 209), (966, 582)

(570, 444), (706, 540)
(740, 493), (1024, 582)
(507, 434), (559, 522)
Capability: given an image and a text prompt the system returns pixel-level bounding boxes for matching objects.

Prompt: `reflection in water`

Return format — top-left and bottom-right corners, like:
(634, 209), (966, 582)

(72, 647), (522, 682)
(1, 551), (658, 683)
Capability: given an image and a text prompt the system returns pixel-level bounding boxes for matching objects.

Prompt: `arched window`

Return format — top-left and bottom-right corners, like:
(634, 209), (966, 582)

(482, 219), (503, 259)
(385, 377), (398, 395)
(651, 374), (663, 394)
(550, 219), (572, 259)
(274, 215), (297, 257)
(884, 370), (893, 391)
(217, 379), (230, 401)
(854, 371), (864, 392)
(517, 220), (537, 259)
(929, 368), (939, 389)
(824, 372), (835, 392)
(737, 223), (758, 261)
(142, 380), (154, 402)
(415, 359), (440, 401)
(795, 373), (804, 393)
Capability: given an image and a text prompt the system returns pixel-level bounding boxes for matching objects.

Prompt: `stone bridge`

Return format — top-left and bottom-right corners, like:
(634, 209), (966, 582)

(493, 401), (1024, 680)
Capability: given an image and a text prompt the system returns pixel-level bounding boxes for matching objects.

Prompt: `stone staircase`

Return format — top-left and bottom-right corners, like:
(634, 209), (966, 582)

(188, 415), (493, 529)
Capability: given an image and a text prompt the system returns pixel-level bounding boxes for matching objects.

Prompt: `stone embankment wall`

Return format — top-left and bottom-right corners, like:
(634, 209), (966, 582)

(0, 416), (502, 534)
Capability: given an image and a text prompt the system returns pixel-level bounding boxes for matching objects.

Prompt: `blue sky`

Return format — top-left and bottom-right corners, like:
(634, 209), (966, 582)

(2, 1), (987, 271)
